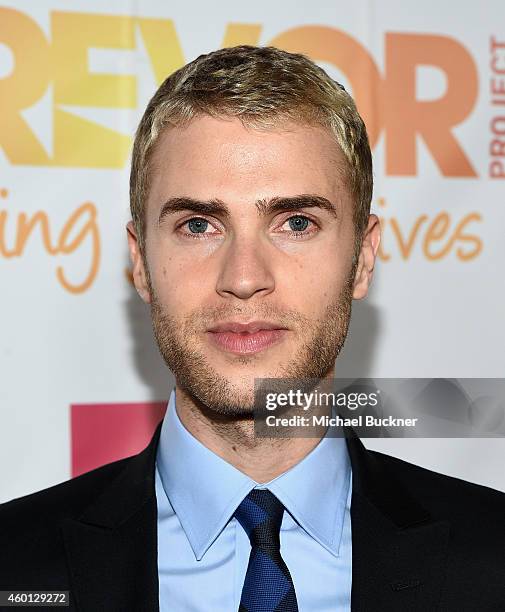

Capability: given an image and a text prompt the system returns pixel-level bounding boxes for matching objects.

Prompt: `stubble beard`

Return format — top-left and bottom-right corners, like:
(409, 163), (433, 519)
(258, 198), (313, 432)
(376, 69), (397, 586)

(149, 269), (355, 420)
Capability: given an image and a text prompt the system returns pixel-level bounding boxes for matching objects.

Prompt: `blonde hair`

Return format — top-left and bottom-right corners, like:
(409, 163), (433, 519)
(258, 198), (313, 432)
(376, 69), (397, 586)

(130, 45), (373, 258)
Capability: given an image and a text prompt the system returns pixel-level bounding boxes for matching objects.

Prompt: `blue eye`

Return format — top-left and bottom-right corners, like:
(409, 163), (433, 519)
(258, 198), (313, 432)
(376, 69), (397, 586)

(187, 218), (209, 233)
(288, 216), (310, 231)
(179, 214), (315, 241)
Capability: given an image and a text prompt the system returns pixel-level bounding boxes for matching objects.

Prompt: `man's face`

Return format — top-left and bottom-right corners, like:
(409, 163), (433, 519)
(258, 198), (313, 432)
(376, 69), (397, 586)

(128, 115), (376, 416)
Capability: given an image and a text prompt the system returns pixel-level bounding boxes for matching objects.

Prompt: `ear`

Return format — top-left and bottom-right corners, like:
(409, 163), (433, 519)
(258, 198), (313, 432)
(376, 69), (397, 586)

(126, 221), (152, 304)
(352, 214), (381, 300)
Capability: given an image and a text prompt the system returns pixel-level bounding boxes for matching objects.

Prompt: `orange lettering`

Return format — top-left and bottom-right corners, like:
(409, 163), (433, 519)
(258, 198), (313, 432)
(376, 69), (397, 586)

(389, 215), (428, 259)
(15, 212), (59, 256)
(268, 26), (383, 148)
(384, 33), (478, 176)
(56, 202), (101, 293)
(454, 213), (483, 261)
(422, 212), (452, 260)
(0, 198), (101, 293)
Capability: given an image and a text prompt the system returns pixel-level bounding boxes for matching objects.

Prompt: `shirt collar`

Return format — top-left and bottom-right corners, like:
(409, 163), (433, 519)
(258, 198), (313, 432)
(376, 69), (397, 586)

(156, 388), (351, 560)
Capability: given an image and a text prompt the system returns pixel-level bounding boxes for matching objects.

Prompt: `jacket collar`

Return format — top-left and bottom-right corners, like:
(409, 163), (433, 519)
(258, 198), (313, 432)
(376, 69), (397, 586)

(61, 421), (163, 612)
(62, 422), (449, 611)
(345, 428), (431, 528)
(345, 429), (449, 611)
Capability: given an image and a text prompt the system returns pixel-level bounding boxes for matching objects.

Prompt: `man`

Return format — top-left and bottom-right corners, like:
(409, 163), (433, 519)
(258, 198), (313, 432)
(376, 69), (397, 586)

(1, 45), (504, 611)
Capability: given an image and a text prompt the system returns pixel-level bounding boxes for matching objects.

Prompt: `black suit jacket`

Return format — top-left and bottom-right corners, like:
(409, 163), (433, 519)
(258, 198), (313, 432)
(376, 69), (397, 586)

(1, 423), (504, 611)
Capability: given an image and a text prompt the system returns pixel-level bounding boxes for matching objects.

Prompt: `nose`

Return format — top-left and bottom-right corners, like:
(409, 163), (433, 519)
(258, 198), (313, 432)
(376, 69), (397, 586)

(215, 235), (275, 300)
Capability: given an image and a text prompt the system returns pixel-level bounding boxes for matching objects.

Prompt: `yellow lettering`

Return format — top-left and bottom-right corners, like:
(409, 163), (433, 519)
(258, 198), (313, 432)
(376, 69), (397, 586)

(222, 23), (262, 47)
(51, 12), (135, 167)
(0, 8), (51, 164)
(137, 18), (185, 85)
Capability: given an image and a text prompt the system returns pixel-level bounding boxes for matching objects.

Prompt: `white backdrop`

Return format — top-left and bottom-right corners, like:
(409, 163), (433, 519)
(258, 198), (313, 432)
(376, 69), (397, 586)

(1, 0), (504, 503)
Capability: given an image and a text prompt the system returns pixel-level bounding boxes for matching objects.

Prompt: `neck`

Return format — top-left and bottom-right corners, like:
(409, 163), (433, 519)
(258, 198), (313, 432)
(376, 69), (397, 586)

(174, 385), (324, 483)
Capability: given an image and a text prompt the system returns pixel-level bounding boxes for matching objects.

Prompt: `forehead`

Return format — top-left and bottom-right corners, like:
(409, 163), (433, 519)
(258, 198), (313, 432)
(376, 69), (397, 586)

(147, 115), (349, 208)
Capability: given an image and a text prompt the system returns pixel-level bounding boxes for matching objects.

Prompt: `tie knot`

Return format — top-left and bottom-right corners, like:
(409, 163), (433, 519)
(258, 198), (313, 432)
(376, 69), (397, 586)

(234, 489), (285, 550)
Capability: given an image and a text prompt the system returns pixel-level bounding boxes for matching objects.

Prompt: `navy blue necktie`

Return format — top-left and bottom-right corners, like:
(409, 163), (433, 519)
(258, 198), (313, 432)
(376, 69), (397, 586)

(234, 489), (299, 612)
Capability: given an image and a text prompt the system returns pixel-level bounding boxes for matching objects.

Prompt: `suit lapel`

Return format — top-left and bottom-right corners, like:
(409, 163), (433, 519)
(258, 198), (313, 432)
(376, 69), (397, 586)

(61, 419), (450, 611)
(346, 432), (450, 611)
(61, 422), (163, 612)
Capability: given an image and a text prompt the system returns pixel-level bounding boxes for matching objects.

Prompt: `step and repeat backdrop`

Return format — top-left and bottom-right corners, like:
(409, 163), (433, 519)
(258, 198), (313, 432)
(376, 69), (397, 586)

(1, 0), (504, 502)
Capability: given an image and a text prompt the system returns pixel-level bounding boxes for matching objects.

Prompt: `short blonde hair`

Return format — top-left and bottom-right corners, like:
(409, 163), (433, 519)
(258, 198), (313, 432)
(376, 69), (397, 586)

(130, 45), (373, 258)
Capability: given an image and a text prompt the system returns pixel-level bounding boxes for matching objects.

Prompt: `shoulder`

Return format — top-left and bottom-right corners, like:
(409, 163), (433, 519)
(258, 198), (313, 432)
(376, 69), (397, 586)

(0, 457), (132, 587)
(371, 448), (505, 528)
(0, 457), (131, 562)
(373, 450), (505, 603)
(0, 456), (130, 526)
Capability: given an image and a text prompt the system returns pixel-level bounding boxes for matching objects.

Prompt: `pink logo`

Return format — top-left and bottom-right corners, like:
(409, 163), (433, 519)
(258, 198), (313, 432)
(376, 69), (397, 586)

(70, 402), (167, 477)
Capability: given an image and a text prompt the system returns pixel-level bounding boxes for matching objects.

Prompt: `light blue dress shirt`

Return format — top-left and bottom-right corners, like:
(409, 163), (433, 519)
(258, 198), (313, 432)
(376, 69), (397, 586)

(155, 388), (352, 611)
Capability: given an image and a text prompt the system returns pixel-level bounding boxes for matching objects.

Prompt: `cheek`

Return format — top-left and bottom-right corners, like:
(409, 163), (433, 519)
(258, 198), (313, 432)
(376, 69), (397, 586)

(147, 247), (215, 309)
(285, 254), (348, 317)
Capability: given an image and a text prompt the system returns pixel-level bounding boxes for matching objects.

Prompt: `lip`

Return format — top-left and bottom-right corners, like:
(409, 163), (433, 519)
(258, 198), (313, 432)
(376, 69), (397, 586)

(207, 320), (288, 334)
(206, 321), (289, 355)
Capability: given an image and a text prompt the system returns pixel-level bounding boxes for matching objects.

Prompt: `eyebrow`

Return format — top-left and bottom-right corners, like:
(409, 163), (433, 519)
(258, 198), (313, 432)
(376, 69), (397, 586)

(157, 194), (339, 224)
